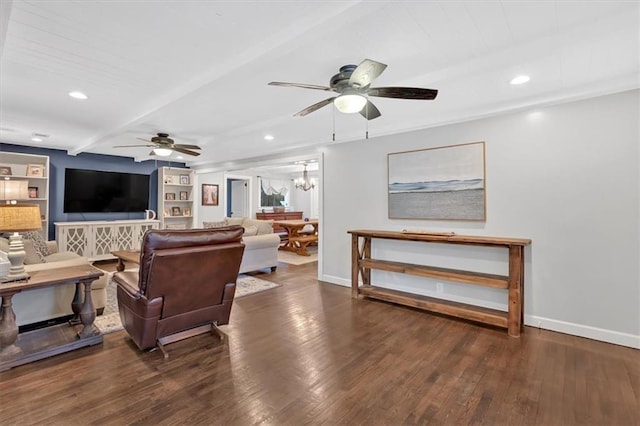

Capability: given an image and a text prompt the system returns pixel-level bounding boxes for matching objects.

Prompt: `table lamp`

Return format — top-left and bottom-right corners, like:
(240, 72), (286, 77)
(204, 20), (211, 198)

(0, 181), (42, 282)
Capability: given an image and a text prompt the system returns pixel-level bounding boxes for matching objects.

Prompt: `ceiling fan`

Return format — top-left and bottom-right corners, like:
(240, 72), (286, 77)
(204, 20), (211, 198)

(269, 59), (438, 120)
(114, 133), (201, 157)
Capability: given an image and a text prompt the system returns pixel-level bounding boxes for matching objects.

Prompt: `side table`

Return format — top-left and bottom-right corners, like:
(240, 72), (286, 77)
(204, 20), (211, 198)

(0, 264), (104, 371)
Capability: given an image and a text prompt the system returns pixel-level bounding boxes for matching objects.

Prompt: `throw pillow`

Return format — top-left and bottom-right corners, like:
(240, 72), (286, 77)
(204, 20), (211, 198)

(20, 231), (51, 260)
(224, 217), (245, 226)
(23, 239), (45, 264)
(243, 225), (259, 237)
(203, 221), (226, 229)
(0, 236), (44, 264)
(243, 218), (273, 235)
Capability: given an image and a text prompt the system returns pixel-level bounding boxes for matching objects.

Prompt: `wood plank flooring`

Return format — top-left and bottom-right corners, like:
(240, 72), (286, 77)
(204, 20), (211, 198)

(0, 261), (638, 425)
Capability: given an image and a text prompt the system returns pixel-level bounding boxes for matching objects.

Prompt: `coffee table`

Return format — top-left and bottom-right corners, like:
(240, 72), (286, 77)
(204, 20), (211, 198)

(111, 250), (141, 272)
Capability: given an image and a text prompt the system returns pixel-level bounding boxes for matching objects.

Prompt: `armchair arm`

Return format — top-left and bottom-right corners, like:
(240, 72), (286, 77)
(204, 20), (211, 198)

(113, 271), (142, 299)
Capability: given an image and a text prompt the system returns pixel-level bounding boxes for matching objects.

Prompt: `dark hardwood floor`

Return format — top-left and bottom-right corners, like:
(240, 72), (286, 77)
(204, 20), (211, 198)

(0, 260), (638, 425)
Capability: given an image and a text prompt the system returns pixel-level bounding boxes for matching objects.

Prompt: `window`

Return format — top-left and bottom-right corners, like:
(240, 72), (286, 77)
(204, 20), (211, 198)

(259, 178), (288, 208)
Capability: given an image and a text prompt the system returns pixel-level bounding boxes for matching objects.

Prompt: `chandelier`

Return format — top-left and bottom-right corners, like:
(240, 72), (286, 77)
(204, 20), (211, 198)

(294, 164), (315, 191)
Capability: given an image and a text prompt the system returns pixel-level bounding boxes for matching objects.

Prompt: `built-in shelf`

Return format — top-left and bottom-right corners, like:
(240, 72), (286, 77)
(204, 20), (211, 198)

(158, 167), (194, 229)
(0, 152), (50, 240)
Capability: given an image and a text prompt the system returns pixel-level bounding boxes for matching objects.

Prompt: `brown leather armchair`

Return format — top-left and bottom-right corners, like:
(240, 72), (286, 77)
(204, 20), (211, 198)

(113, 226), (245, 355)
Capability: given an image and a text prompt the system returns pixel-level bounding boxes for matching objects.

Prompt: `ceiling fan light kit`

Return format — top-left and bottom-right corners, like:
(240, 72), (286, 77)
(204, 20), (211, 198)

(334, 94), (367, 114)
(153, 147), (172, 157)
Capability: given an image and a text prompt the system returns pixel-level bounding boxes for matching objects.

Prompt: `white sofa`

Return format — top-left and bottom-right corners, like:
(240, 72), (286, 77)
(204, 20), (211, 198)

(204, 217), (281, 274)
(0, 238), (108, 327)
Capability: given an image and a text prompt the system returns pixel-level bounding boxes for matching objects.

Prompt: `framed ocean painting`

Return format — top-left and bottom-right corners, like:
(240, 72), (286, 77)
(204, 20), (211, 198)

(388, 141), (486, 221)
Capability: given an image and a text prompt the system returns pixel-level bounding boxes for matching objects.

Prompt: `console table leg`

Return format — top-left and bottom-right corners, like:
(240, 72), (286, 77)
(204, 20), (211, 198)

(69, 282), (83, 325)
(351, 235), (360, 298)
(78, 279), (97, 338)
(0, 293), (21, 356)
(507, 245), (524, 337)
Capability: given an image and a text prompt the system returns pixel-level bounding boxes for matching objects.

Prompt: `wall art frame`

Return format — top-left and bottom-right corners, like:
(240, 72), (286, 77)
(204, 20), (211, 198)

(202, 184), (219, 206)
(387, 141), (486, 221)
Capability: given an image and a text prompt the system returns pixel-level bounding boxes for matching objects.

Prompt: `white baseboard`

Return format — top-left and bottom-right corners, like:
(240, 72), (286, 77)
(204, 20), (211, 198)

(524, 314), (640, 349)
(319, 273), (640, 349)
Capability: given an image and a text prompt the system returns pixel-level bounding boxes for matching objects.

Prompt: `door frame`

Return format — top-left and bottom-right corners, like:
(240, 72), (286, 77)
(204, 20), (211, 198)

(224, 173), (252, 218)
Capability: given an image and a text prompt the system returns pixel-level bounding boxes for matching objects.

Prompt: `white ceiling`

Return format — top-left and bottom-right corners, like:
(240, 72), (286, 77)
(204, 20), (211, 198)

(1, 1), (638, 170)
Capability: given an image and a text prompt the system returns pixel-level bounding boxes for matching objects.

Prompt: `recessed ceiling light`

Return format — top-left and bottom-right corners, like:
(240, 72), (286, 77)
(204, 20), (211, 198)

(68, 91), (88, 100)
(176, 156), (184, 160)
(264, 134), (274, 141)
(510, 75), (530, 85)
(31, 137), (43, 142)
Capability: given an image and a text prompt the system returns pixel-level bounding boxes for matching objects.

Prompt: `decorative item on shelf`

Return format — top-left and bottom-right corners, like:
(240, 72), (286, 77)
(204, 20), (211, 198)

(171, 206), (181, 216)
(294, 163), (315, 192)
(0, 180), (28, 204)
(0, 166), (12, 176)
(202, 184), (219, 206)
(163, 208), (170, 217)
(183, 207), (191, 217)
(26, 164), (44, 178)
(165, 175), (175, 184)
(180, 175), (190, 185)
(28, 187), (38, 198)
(144, 209), (156, 220)
(165, 193), (176, 200)
(0, 203), (42, 282)
(179, 191), (188, 200)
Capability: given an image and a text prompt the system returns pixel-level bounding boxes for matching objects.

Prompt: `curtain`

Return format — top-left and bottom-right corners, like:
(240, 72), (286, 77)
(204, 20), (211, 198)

(260, 177), (289, 196)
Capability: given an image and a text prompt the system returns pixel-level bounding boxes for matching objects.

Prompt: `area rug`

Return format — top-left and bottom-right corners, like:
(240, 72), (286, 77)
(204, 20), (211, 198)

(94, 273), (281, 334)
(277, 246), (318, 265)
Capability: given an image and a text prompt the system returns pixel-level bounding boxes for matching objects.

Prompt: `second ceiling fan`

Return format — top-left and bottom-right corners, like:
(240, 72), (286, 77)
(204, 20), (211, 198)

(269, 59), (438, 120)
(114, 133), (201, 157)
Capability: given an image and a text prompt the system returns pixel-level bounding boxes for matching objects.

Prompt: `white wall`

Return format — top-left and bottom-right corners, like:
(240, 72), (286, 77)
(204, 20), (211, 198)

(320, 90), (639, 348)
(194, 171), (225, 226)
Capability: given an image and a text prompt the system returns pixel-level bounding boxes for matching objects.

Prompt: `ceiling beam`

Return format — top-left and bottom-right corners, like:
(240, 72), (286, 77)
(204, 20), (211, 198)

(68, 0), (389, 156)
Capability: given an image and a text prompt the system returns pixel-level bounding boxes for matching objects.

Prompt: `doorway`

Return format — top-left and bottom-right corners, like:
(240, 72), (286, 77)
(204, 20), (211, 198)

(226, 177), (250, 218)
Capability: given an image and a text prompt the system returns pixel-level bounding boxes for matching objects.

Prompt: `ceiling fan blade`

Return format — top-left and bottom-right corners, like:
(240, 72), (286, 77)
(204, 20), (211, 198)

(269, 82), (334, 92)
(294, 97), (336, 117)
(172, 147), (201, 157)
(359, 100), (382, 120)
(349, 59), (387, 89)
(136, 138), (152, 143)
(113, 144), (155, 148)
(172, 144), (201, 149)
(368, 87), (438, 100)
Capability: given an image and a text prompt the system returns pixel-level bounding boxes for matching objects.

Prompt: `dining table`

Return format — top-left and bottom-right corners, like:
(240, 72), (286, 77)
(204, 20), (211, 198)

(271, 219), (318, 256)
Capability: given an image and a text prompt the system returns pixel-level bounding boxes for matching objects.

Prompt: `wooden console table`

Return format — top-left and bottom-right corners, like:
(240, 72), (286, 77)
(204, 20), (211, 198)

(349, 230), (531, 337)
(0, 264), (104, 370)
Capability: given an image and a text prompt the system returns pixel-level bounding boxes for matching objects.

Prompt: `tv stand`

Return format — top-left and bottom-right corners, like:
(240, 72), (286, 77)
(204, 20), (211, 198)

(348, 230), (531, 337)
(55, 220), (160, 261)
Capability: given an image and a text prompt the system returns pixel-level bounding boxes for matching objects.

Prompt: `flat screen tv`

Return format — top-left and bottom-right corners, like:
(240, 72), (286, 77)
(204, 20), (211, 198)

(64, 168), (150, 213)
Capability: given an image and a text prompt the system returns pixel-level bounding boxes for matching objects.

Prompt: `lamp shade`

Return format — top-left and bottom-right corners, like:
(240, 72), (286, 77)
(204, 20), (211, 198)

(0, 204), (42, 232)
(0, 180), (29, 201)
